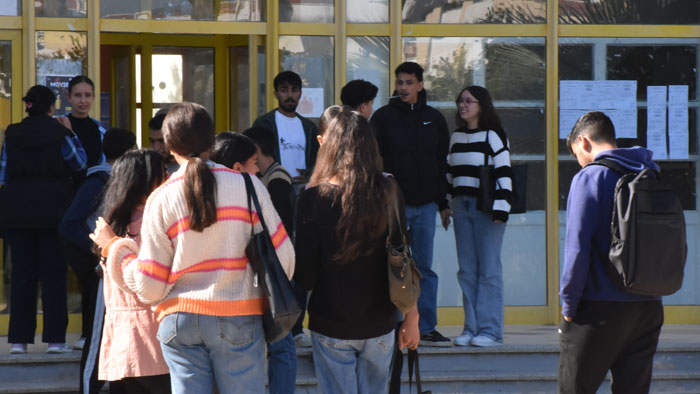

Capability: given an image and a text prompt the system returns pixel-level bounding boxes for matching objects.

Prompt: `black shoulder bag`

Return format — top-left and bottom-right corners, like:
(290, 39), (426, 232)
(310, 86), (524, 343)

(242, 172), (302, 343)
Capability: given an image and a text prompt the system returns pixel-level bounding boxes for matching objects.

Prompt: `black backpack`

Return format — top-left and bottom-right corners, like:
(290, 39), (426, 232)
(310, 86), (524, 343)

(586, 159), (686, 296)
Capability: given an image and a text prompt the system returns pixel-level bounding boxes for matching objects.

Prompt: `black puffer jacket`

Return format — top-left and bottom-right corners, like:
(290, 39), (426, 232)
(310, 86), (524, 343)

(370, 90), (450, 210)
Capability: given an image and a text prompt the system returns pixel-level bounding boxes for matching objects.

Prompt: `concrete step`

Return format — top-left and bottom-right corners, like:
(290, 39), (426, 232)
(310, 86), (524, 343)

(0, 326), (698, 393)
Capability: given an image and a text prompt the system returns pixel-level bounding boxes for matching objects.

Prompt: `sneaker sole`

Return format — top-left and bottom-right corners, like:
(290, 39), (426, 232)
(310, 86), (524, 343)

(418, 339), (453, 347)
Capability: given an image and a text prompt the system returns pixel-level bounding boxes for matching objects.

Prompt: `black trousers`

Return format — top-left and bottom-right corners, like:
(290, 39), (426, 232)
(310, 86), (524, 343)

(63, 244), (100, 339)
(6, 228), (68, 343)
(558, 300), (664, 394)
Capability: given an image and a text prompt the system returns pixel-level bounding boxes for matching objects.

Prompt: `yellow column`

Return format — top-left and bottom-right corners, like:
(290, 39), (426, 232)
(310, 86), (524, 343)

(22, 0), (36, 92)
(389, 0), (401, 89)
(249, 35), (259, 123)
(545, 0), (560, 325)
(265, 0), (279, 112)
(88, 0), (100, 121)
(334, 0), (346, 104)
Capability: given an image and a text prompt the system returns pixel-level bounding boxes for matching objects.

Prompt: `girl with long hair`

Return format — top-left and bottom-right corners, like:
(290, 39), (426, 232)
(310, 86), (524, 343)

(447, 85), (513, 347)
(293, 108), (419, 393)
(91, 102), (294, 394)
(97, 149), (170, 393)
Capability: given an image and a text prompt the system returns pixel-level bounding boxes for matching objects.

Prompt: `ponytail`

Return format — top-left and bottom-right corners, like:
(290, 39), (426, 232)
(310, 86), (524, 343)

(183, 156), (217, 232)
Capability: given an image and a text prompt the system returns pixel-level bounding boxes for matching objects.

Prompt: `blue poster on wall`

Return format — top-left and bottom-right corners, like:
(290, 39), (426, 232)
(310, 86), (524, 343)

(45, 75), (73, 116)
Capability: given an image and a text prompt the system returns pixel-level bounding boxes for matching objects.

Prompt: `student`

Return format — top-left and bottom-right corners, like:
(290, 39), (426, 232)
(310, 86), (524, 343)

(252, 71), (320, 181)
(0, 85), (87, 354)
(370, 62), (451, 347)
(294, 108), (420, 393)
(212, 129), (298, 394)
(97, 149), (170, 394)
(148, 110), (180, 174)
(91, 102), (294, 394)
(340, 79), (378, 119)
(559, 111), (663, 394)
(66, 75), (106, 167)
(447, 86), (513, 347)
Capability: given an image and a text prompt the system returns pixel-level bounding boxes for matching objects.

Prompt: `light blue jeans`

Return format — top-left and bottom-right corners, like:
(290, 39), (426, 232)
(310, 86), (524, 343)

(157, 312), (266, 394)
(267, 332), (297, 394)
(310, 330), (395, 394)
(452, 195), (506, 342)
(405, 202), (439, 334)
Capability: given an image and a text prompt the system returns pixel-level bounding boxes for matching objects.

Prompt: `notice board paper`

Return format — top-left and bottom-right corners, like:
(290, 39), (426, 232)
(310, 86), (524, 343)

(668, 85), (689, 108)
(607, 109), (637, 139)
(668, 106), (689, 159)
(559, 109), (587, 139)
(646, 86), (667, 108)
(646, 107), (667, 160)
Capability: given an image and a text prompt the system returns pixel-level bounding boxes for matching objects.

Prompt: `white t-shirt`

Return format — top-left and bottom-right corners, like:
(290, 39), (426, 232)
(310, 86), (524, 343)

(275, 111), (306, 177)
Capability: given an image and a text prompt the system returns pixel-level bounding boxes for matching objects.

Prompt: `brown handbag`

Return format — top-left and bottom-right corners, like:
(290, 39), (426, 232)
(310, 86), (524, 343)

(386, 185), (422, 314)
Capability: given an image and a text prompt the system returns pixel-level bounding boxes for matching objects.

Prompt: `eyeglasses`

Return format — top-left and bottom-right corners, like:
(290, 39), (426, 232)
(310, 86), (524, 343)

(456, 99), (480, 105)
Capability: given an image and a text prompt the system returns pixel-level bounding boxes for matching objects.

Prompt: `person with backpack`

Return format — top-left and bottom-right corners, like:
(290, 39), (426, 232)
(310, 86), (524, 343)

(560, 111), (665, 394)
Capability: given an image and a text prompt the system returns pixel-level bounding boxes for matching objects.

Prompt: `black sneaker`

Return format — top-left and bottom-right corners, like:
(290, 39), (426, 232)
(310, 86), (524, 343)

(419, 330), (453, 347)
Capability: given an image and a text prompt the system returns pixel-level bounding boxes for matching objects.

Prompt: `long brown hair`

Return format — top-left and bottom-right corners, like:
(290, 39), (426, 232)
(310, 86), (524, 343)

(309, 108), (392, 263)
(163, 102), (217, 232)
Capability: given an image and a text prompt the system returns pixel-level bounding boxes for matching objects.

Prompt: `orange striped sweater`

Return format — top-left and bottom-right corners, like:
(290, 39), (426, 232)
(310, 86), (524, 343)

(105, 162), (295, 321)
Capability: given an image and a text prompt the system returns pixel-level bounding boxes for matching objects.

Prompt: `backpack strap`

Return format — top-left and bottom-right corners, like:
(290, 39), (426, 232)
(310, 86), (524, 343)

(585, 158), (632, 175)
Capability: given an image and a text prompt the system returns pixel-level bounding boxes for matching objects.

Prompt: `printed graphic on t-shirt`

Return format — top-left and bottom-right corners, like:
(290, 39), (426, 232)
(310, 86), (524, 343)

(279, 137), (304, 153)
(275, 111), (306, 177)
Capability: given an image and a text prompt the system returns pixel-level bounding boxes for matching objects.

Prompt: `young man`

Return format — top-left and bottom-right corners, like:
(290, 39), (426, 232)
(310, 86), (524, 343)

(252, 70), (320, 181)
(148, 110), (179, 174)
(370, 61), (452, 347)
(340, 79), (378, 119)
(560, 111), (663, 394)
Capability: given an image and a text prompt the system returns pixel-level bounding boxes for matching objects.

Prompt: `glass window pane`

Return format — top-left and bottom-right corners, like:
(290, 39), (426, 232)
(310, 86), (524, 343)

(101, 0), (264, 21)
(231, 46), (250, 132)
(279, 36), (334, 119)
(36, 0), (86, 17)
(36, 31), (88, 117)
(403, 36), (547, 307)
(402, 0), (545, 24)
(559, 0), (700, 24)
(346, 37), (389, 112)
(153, 47), (215, 119)
(0, 1), (21, 16)
(347, 0), (388, 23)
(257, 46), (266, 117)
(279, 0), (333, 23)
(558, 37), (700, 306)
(0, 41), (12, 133)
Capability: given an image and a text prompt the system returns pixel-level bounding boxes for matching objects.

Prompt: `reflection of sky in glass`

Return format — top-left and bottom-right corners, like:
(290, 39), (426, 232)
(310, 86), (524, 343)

(0, 1), (19, 16)
(152, 55), (183, 104)
(347, 0), (389, 23)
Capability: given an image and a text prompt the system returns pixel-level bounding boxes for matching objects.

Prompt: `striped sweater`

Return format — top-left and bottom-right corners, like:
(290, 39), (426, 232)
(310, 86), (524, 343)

(447, 127), (513, 222)
(105, 162), (295, 321)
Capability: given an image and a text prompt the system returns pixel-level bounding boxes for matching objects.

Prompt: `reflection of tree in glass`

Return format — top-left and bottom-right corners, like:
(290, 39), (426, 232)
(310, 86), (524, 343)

(47, 35), (88, 76)
(169, 62), (183, 103)
(480, 2), (546, 23)
(424, 44), (473, 102)
(485, 44), (545, 101)
(559, 0), (700, 24)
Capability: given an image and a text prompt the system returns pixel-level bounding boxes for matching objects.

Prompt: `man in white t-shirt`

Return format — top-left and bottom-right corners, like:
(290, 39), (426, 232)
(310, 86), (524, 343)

(252, 71), (320, 181)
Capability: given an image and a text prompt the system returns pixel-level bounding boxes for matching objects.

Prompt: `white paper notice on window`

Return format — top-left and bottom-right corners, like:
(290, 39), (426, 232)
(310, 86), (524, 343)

(646, 86), (667, 108)
(607, 109), (637, 139)
(297, 88), (324, 118)
(668, 85), (689, 108)
(668, 107), (689, 159)
(646, 107), (667, 160)
(559, 109), (587, 139)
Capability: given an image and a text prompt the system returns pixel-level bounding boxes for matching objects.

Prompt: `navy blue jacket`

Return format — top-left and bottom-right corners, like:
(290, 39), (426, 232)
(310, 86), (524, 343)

(561, 147), (661, 317)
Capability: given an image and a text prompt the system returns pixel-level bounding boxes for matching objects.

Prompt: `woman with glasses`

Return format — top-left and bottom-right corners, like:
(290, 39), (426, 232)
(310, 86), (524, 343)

(447, 86), (513, 348)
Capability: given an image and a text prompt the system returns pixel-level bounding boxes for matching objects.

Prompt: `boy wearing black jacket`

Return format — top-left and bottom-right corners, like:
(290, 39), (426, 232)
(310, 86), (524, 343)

(370, 62), (452, 347)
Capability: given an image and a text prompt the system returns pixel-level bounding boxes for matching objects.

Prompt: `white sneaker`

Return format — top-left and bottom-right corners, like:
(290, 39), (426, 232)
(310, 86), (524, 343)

(293, 333), (311, 347)
(73, 337), (86, 350)
(10, 343), (27, 354)
(47, 343), (72, 354)
(470, 335), (502, 347)
(454, 332), (474, 347)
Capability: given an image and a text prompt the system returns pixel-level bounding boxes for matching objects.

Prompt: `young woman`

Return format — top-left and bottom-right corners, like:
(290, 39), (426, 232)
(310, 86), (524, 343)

(91, 102), (294, 394)
(447, 85), (513, 347)
(208, 131), (259, 174)
(66, 75), (106, 167)
(293, 108), (420, 394)
(0, 85), (88, 354)
(97, 149), (170, 393)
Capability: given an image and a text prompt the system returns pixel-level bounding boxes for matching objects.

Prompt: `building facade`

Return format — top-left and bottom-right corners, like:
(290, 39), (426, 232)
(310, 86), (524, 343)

(0, 0), (698, 333)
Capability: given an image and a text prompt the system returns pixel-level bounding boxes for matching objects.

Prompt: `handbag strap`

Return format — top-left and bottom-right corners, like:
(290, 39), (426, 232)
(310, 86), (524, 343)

(408, 349), (430, 394)
(386, 183), (406, 247)
(242, 172), (270, 235)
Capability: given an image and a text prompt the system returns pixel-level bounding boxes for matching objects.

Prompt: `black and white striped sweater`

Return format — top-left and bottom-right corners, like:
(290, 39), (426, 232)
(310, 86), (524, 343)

(447, 127), (513, 222)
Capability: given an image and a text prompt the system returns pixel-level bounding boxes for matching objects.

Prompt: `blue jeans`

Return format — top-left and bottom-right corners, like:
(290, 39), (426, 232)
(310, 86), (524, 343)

(157, 312), (266, 394)
(405, 202), (438, 334)
(267, 332), (297, 394)
(310, 330), (394, 394)
(452, 195), (505, 342)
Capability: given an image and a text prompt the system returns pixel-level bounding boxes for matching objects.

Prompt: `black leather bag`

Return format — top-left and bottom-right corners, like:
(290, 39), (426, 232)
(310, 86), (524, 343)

(242, 173), (302, 343)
